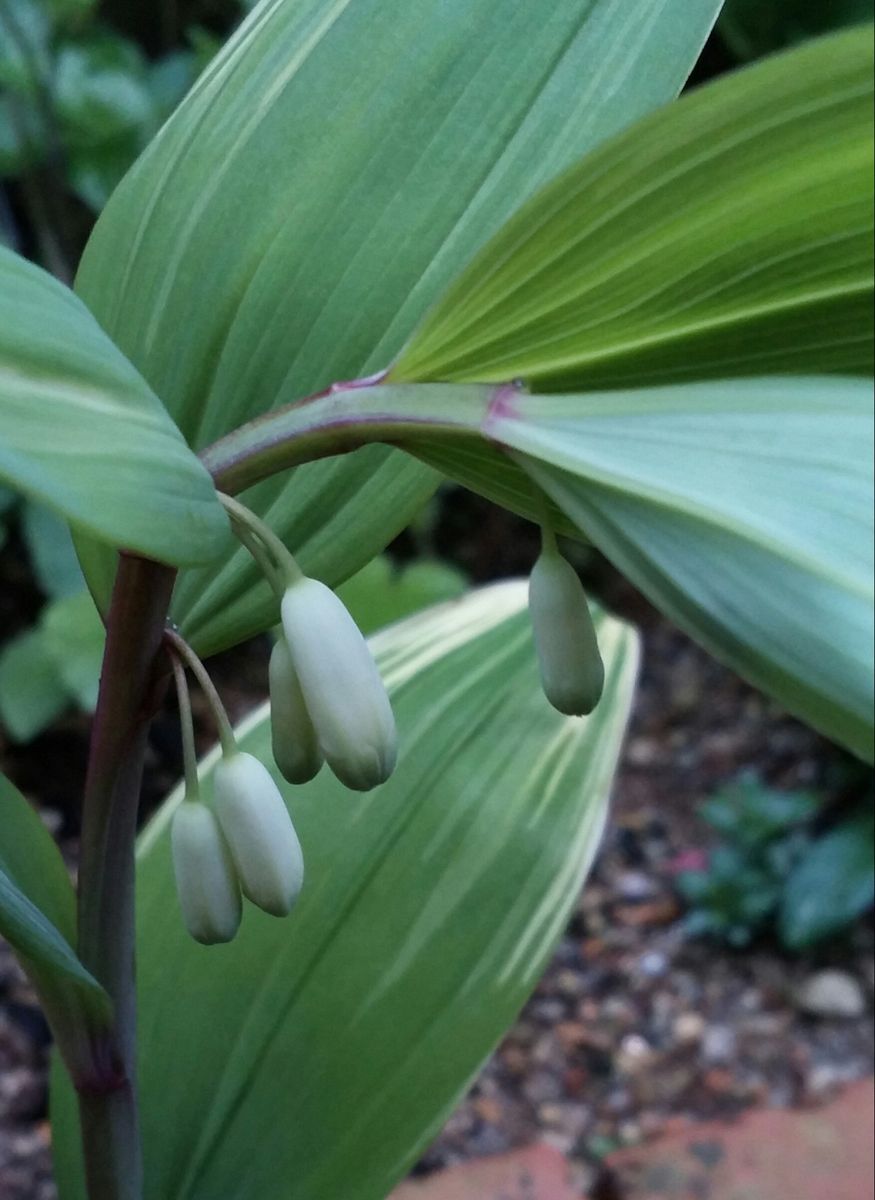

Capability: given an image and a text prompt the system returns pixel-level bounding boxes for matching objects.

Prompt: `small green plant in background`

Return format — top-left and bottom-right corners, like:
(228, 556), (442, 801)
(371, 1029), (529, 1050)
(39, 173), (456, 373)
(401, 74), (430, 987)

(679, 777), (875, 950)
(0, 3), (872, 1200)
(0, 0), (256, 272)
(0, 498), (104, 740)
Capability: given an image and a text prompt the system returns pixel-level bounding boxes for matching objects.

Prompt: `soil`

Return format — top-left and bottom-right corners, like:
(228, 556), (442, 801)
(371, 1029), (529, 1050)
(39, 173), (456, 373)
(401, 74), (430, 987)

(0, 491), (872, 1199)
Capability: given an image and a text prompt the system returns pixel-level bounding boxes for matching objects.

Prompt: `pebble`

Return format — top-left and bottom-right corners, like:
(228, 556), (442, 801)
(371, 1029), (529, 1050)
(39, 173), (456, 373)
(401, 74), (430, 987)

(523, 1071), (563, 1105)
(673, 1012), (706, 1044)
(615, 897), (681, 927)
(615, 871), (660, 902)
(637, 951), (670, 978)
(795, 971), (867, 1019)
(616, 1034), (656, 1075)
(702, 1024), (738, 1064)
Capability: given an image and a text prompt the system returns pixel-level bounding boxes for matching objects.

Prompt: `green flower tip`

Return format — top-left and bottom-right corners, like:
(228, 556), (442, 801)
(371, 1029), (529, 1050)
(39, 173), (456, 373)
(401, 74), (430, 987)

(528, 549), (605, 717)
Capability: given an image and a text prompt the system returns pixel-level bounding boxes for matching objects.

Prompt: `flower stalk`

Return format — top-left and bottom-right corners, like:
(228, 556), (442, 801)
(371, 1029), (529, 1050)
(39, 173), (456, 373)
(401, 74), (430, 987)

(76, 554), (177, 1200)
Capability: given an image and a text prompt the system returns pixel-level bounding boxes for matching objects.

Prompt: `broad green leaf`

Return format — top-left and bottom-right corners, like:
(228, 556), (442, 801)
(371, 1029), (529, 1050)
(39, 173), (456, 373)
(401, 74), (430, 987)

(74, 0), (723, 651)
(0, 773), (109, 1029)
(337, 555), (466, 635)
(780, 807), (875, 948)
(52, 582), (639, 1200)
(0, 246), (229, 566)
(394, 28), (874, 389)
(492, 378), (874, 760)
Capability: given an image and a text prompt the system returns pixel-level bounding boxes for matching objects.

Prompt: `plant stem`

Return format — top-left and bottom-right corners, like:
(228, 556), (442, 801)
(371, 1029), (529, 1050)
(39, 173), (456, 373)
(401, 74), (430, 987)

(534, 489), (559, 556)
(199, 380), (489, 494)
(170, 654), (200, 801)
(76, 554), (176, 1200)
(164, 628), (237, 759)
(219, 492), (301, 589)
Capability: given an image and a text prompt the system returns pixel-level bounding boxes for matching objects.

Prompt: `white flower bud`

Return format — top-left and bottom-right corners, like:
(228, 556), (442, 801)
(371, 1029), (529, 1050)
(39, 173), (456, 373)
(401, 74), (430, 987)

(528, 549), (605, 716)
(269, 638), (323, 784)
(280, 577), (397, 791)
(171, 802), (242, 945)
(213, 752), (304, 917)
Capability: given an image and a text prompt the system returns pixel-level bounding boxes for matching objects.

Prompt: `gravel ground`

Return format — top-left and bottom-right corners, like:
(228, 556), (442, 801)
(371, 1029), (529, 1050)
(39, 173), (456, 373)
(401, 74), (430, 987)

(0, 505), (872, 1198)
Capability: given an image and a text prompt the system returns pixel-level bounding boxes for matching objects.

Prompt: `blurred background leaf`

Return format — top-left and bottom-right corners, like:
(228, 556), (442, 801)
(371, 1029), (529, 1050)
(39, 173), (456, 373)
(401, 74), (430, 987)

(0, 587), (104, 742)
(21, 502), (84, 599)
(336, 555), (466, 635)
(679, 776), (875, 952)
(780, 806), (875, 949)
(720, 0), (874, 61)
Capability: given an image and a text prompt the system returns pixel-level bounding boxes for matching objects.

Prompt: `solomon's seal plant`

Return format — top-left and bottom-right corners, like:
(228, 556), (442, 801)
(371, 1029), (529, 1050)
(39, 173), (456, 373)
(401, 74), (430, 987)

(0, 4), (871, 1199)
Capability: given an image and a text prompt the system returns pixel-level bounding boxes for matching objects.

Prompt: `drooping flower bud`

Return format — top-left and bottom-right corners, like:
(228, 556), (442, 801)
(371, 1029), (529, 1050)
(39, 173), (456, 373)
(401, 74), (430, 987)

(269, 638), (323, 784)
(213, 752), (304, 917)
(171, 801), (242, 945)
(280, 577), (397, 791)
(528, 549), (605, 716)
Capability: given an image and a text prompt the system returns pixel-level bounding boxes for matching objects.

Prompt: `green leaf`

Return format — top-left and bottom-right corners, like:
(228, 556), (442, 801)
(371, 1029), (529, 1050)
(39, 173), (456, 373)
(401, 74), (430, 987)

(41, 590), (105, 711)
(0, 246), (229, 566)
(335, 555), (466, 634)
(780, 808), (875, 948)
(701, 779), (819, 848)
(0, 627), (68, 743)
(0, 772), (109, 1029)
(22, 503), (85, 599)
(394, 28), (874, 389)
(0, 1), (51, 94)
(74, 0), (723, 650)
(0, 771), (76, 943)
(0, 590), (104, 742)
(492, 377), (874, 760)
(52, 582), (639, 1200)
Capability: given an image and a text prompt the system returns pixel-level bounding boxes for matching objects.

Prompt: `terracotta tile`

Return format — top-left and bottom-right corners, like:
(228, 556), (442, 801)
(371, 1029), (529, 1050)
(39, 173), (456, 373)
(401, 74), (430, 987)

(605, 1078), (874, 1200)
(390, 1143), (581, 1199)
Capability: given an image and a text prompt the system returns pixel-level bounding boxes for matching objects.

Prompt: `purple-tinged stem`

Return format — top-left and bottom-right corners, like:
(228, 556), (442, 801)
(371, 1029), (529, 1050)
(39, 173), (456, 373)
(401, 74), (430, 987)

(199, 379), (492, 494)
(76, 554), (176, 1200)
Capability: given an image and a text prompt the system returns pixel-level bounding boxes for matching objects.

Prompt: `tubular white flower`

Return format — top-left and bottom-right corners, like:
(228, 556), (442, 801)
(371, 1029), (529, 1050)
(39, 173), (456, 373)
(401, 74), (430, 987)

(213, 752), (304, 917)
(171, 802), (242, 945)
(528, 549), (605, 716)
(269, 638), (323, 784)
(280, 577), (397, 791)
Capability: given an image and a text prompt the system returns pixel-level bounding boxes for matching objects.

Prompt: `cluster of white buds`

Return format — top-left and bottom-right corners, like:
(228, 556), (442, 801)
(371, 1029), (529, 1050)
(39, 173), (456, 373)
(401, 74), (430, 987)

(171, 754), (304, 945)
(168, 496), (398, 944)
(167, 625), (305, 945)
(528, 537), (605, 717)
